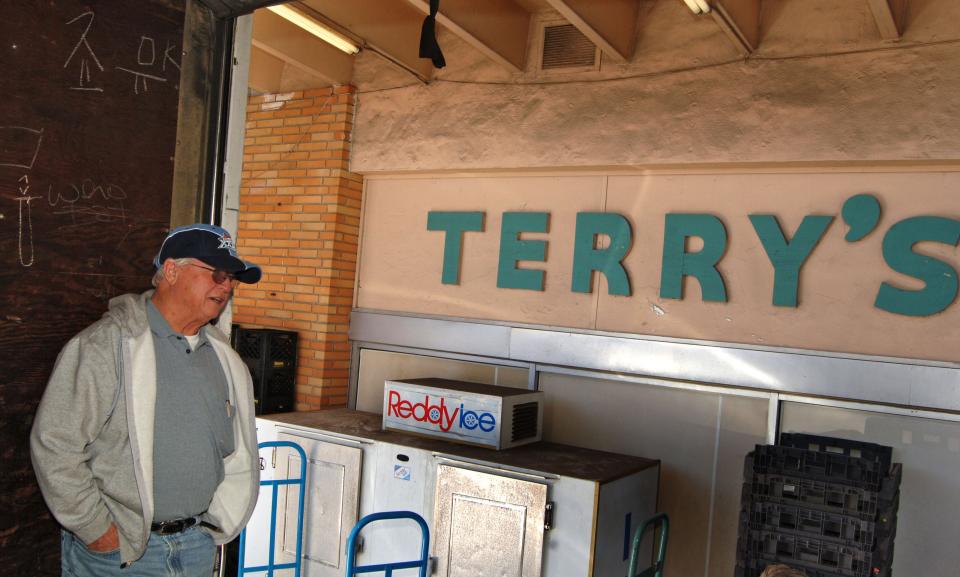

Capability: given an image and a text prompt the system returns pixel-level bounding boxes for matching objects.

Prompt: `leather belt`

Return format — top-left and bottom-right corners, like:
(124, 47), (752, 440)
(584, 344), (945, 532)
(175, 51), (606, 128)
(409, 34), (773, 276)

(151, 516), (200, 535)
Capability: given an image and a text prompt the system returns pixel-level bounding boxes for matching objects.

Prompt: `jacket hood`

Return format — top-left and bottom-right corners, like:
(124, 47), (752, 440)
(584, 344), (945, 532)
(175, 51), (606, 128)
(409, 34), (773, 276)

(104, 291), (152, 337)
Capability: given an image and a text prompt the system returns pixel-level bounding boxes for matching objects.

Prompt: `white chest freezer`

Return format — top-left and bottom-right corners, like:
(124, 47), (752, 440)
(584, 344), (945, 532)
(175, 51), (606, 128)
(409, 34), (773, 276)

(246, 409), (660, 577)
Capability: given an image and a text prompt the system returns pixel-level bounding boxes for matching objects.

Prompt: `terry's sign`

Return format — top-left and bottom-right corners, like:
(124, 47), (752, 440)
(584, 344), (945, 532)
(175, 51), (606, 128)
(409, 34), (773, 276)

(427, 194), (960, 318)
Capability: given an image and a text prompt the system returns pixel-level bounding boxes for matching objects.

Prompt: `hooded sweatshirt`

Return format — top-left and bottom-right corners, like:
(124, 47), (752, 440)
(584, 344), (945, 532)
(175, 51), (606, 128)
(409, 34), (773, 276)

(30, 291), (259, 564)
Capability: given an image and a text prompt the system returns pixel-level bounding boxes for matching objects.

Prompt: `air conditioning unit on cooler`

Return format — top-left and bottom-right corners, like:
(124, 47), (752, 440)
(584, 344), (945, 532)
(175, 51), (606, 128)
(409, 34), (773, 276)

(382, 378), (544, 450)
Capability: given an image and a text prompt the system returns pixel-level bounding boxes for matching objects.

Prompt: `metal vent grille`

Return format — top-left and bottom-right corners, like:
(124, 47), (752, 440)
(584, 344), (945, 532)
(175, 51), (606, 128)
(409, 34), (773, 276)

(541, 24), (596, 70)
(511, 402), (540, 442)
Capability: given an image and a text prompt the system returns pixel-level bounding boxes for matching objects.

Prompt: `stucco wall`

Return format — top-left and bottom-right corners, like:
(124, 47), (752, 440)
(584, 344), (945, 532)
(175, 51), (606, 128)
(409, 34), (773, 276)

(349, 1), (960, 171)
(352, 42), (960, 170)
(348, 2), (960, 361)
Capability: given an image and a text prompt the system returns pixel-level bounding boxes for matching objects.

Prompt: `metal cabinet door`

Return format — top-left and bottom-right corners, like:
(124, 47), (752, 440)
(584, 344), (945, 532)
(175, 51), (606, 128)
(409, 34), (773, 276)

(433, 464), (548, 577)
(360, 442), (436, 568)
(276, 432), (363, 577)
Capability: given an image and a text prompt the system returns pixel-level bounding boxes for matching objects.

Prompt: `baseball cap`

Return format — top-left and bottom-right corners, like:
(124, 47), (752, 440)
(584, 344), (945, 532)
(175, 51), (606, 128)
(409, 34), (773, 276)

(154, 224), (262, 284)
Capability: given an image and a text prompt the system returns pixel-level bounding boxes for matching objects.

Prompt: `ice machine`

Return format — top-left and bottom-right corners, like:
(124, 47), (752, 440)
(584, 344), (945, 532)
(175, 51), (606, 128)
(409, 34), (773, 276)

(246, 409), (659, 577)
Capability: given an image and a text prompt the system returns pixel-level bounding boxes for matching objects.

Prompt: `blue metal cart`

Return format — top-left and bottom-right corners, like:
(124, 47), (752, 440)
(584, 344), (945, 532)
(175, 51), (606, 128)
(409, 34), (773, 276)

(238, 441), (308, 577)
(345, 511), (431, 577)
(628, 512), (670, 577)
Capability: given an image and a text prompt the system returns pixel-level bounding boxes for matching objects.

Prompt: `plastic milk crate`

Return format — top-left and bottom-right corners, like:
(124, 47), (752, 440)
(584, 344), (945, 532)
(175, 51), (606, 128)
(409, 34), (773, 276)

(748, 445), (889, 491)
(737, 529), (894, 577)
(779, 434), (893, 473)
(742, 500), (898, 548)
(742, 467), (901, 520)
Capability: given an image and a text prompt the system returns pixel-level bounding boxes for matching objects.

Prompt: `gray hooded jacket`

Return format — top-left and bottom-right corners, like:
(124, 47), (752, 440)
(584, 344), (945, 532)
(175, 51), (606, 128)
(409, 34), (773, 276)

(30, 291), (260, 564)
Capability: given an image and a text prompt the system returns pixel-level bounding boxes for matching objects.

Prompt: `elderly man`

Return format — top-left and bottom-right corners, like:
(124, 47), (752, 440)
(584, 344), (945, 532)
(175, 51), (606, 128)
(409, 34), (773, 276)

(31, 224), (262, 576)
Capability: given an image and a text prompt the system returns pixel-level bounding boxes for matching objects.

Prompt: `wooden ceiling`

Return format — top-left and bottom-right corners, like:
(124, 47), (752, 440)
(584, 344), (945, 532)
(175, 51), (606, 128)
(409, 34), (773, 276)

(248, 0), (907, 92)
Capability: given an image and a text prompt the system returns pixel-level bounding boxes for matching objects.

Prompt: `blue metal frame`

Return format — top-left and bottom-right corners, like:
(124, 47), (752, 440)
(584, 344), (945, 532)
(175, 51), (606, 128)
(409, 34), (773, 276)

(628, 513), (670, 577)
(345, 511), (430, 577)
(238, 441), (308, 577)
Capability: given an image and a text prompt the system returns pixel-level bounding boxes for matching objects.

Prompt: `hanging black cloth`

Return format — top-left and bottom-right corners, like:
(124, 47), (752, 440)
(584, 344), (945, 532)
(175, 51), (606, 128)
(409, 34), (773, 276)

(419, 0), (446, 68)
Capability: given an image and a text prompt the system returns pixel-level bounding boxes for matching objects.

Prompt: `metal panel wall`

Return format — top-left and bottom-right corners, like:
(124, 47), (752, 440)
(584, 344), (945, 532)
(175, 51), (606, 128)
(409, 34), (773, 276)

(350, 310), (960, 413)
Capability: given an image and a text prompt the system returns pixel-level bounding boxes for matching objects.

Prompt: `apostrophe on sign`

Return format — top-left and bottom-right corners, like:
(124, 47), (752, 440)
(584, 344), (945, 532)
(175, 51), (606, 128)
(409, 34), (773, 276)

(842, 193), (881, 242)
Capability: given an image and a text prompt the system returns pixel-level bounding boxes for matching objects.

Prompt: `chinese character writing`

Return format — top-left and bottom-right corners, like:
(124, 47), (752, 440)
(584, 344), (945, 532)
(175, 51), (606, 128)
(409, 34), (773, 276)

(64, 12), (104, 92)
(116, 36), (168, 94)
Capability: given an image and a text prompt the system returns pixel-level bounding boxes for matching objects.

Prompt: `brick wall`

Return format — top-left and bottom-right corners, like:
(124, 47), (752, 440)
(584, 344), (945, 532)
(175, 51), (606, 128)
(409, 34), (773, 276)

(233, 86), (361, 409)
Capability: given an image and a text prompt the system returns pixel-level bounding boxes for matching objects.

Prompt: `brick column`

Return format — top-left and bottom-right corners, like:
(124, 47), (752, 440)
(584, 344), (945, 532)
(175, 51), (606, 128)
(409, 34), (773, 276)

(233, 86), (360, 409)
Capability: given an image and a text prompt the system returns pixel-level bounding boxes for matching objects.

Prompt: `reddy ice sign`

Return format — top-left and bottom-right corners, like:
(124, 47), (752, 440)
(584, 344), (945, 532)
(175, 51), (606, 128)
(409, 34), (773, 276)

(383, 382), (500, 445)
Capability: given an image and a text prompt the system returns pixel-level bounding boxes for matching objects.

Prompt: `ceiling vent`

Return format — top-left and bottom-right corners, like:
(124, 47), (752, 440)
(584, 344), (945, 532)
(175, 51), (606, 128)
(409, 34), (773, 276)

(540, 23), (599, 72)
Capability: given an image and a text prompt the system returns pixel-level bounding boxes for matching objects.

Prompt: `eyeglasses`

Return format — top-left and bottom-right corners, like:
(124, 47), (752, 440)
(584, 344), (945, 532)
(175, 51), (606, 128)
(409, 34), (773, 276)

(186, 263), (239, 285)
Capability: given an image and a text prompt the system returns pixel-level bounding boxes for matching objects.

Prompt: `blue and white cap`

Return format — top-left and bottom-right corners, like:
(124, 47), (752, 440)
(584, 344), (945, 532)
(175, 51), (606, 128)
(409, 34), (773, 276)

(154, 224), (262, 284)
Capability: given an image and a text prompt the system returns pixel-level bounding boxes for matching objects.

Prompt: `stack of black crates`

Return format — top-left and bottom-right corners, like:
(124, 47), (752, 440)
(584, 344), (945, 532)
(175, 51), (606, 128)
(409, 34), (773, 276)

(231, 326), (298, 415)
(736, 433), (901, 577)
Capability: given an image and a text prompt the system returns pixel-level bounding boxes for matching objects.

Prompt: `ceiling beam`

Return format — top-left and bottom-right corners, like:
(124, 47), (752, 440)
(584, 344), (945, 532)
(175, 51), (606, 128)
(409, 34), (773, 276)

(248, 46), (286, 93)
(709, 0), (761, 56)
(405, 0), (530, 72)
(301, 0), (434, 82)
(866, 0), (906, 40)
(252, 9), (354, 85)
(543, 0), (642, 62)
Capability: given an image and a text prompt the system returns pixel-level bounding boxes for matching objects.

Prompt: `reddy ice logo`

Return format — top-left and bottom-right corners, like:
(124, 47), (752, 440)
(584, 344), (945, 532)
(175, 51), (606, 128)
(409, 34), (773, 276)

(386, 390), (496, 434)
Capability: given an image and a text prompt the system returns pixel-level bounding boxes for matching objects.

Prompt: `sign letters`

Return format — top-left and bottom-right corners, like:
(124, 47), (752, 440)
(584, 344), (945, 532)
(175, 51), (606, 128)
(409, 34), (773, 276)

(427, 194), (960, 317)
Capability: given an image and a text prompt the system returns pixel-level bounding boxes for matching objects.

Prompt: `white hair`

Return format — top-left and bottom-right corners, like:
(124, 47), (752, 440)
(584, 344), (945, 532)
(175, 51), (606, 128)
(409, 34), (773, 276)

(152, 258), (192, 287)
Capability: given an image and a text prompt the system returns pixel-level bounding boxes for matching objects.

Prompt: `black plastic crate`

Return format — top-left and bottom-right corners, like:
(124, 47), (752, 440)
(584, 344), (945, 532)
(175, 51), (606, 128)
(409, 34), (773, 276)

(749, 444), (890, 491)
(742, 500), (897, 548)
(736, 512), (898, 561)
(231, 326), (298, 415)
(743, 466), (901, 520)
(738, 529), (894, 577)
(779, 434), (893, 473)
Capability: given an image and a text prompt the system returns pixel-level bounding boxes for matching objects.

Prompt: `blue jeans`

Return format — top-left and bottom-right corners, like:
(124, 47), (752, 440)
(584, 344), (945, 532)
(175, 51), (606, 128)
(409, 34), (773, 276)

(61, 527), (216, 577)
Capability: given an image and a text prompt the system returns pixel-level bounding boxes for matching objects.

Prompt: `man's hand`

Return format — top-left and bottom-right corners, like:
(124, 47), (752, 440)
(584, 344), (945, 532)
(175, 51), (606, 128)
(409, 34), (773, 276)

(87, 524), (119, 552)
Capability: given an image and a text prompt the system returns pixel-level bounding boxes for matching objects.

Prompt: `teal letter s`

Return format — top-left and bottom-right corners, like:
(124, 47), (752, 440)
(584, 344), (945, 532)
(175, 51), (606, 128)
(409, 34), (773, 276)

(875, 216), (960, 317)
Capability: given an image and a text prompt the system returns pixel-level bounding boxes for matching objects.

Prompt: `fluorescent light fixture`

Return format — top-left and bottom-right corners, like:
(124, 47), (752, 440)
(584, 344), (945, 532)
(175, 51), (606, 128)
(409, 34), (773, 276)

(682, 0), (711, 14)
(267, 4), (360, 54)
